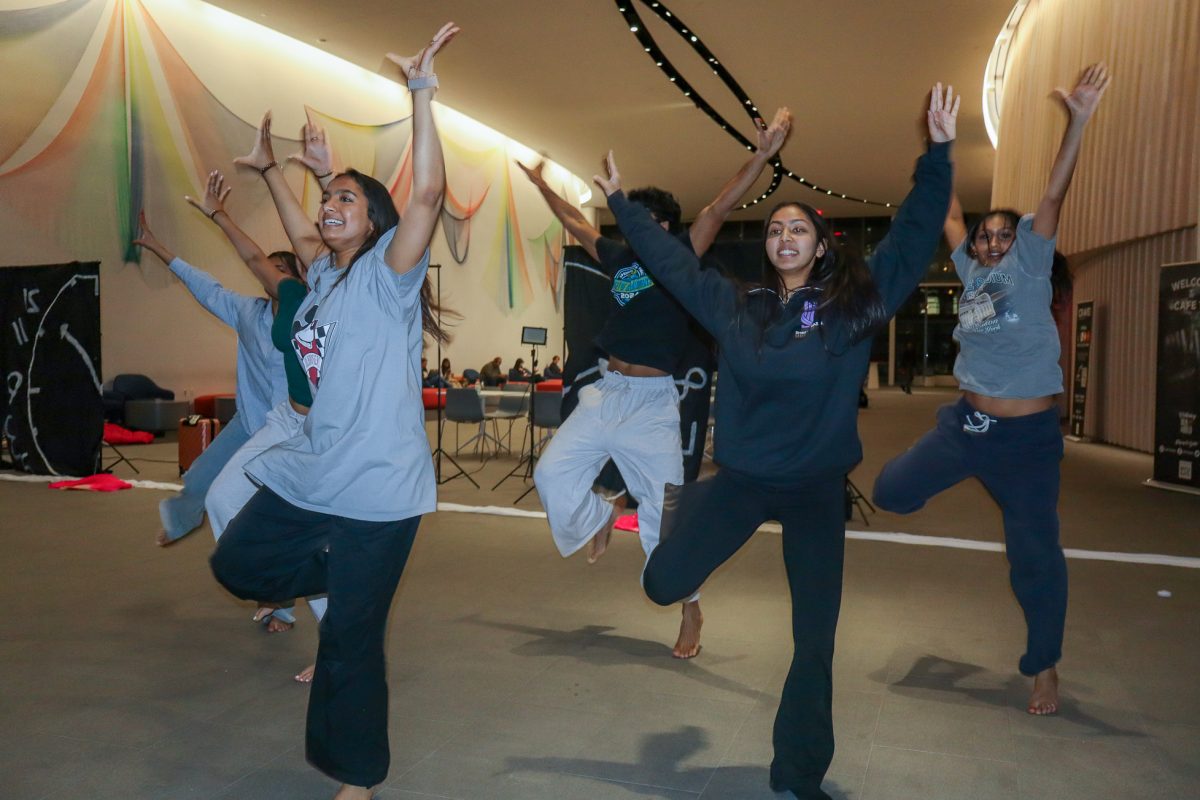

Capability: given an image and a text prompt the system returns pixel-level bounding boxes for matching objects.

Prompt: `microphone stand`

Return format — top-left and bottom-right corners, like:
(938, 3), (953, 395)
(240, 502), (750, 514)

(493, 343), (539, 496)
(429, 264), (477, 488)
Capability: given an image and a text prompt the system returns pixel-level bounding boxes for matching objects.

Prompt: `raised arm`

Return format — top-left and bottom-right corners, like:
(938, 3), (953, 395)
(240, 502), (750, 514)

(1033, 63), (1110, 239)
(944, 191), (967, 250)
(870, 84), (958, 314)
(186, 170), (286, 299)
(133, 211), (243, 327)
(234, 111), (324, 267)
(382, 22), (459, 275)
(595, 152), (737, 336)
(132, 210), (176, 265)
(517, 160), (602, 261)
(689, 107), (792, 257)
(287, 109), (337, 192)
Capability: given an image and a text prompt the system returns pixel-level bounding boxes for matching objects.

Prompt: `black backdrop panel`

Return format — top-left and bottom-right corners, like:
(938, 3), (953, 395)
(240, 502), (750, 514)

(1, 262), (103, 476)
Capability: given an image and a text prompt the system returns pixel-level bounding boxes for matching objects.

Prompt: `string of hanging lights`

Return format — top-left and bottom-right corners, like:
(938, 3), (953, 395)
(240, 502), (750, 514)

(612, 0), (894, 210)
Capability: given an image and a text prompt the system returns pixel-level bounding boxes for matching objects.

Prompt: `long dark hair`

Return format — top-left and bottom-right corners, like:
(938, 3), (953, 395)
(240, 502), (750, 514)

(967, 208), (1073, 306)
(1051, 250), (1072, 307)
(741, 201), (886, 349)
(328, 169), (453, 345)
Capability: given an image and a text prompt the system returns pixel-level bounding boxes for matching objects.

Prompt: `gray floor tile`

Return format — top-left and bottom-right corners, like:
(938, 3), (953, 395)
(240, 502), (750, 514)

(861, 746), (1020, 800)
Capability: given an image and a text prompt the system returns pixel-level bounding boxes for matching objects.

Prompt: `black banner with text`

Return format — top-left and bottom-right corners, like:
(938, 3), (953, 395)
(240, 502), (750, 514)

(1070, 301), (1095, 438)
(1153, 262), (1200, 489)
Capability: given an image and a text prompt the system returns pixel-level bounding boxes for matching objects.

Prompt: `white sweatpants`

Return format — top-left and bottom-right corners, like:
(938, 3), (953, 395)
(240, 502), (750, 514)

(206, 401), (327, 623)
(534, 370), (686, 578)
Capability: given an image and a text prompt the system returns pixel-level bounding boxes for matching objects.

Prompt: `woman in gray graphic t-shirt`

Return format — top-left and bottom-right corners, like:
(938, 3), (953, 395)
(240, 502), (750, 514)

(209, 23), (459, 800)
(874, 63), (1110, 719)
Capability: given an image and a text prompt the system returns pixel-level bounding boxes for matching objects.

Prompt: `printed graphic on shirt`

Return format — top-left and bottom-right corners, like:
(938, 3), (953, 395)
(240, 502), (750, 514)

(611, 263), (655, 307)
(959, 270), (1016, 333)
(292, 306), (337, 389)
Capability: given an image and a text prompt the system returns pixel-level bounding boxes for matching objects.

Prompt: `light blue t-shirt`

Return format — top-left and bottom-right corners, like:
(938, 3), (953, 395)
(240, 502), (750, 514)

(951, 214), (1062, 399)
(244, 229), (435, 521)
(168, 258), (288, 433)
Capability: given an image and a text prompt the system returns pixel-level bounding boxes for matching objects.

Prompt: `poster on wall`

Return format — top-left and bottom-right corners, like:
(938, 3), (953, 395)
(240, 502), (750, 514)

(1150, 261), (1200, 493)
(1, 262), (103, 476)
(1069, 301), (1095, 439)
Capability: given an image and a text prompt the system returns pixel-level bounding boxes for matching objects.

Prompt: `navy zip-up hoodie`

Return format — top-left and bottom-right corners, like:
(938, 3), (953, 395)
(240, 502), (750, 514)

(606, 141), (952, 485)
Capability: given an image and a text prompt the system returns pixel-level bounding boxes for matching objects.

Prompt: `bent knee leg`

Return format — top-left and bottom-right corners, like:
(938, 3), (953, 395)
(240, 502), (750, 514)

(871, 462), (927, 513)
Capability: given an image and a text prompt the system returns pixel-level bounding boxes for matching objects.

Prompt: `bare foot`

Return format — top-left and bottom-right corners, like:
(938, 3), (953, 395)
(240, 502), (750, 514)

(587, 494), (627, 564)
(1027, 666), (1059, 715)
(332, 784), (374, 800)
(252, 606), (293, 633)
(155, 530), (171, 547)
(294, 663), (316, 683)
(672, 600), (703, 659)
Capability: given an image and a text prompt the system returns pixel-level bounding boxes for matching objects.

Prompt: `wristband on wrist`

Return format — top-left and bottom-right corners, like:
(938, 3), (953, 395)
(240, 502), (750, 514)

(257, 160), (278, 176)
(314, 170), (333, 179)
(207, 208), (219, 221)
(408, 74), (438, 91)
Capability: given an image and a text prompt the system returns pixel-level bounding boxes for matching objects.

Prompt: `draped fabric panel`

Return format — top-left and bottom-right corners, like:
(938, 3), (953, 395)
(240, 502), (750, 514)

(0, 0), (584, 314)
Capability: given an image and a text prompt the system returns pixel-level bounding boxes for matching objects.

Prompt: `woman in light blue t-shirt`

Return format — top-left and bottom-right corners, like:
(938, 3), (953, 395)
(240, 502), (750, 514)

(874, 63), (1110, 718)
(209, 22), (458, 800)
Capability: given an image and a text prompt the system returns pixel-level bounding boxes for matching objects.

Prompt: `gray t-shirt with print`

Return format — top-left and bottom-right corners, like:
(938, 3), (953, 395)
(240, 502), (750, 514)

(245, 228), (435, 521)
(951, 214), (1062, 398)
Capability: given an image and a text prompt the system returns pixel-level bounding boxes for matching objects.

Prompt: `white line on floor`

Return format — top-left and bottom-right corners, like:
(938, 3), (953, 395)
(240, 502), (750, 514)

(4, 474), (1197, 569)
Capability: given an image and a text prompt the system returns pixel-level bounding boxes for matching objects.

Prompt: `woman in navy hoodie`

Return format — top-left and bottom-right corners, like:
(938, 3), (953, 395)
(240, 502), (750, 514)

(594, 86), (958, 800)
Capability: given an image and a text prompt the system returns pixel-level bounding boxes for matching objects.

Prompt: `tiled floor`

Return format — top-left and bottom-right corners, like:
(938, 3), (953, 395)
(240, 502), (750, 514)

(1, 389), (1197, 799)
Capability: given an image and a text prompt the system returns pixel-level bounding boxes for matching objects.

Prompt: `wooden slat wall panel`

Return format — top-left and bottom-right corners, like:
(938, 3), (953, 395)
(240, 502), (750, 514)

(991, 0), (1199, 255)
(990, 0), (1199, 452)
(1070, 227), (1198, 451)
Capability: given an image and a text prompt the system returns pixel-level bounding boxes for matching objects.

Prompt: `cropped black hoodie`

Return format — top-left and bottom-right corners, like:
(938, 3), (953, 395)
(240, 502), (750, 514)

(606, 141), (952, 485)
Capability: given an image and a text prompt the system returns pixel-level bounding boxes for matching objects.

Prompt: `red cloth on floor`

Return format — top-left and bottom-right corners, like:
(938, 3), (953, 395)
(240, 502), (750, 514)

(613, 512), (639, 532)
(49, 474), (133, 492)
(103, 422), (154, 444)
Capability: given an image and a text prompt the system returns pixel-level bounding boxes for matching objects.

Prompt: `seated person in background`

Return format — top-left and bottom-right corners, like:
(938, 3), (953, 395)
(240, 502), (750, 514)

(422, 357), (449, 389)
(440, 357), (461, 387)
(543, 355), (563, 379)
(508, 358), (531, 383)
(479, 356), (505, 386)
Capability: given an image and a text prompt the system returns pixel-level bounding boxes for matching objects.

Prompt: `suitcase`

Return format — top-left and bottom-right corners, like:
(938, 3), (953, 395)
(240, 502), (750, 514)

(178, 416), (220, 476)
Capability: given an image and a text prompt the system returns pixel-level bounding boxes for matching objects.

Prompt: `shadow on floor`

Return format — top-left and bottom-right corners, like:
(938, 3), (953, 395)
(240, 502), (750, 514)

(888, 654), (1146, 737)
(461, 615), (765, 701)
(502, 725), (851, 799)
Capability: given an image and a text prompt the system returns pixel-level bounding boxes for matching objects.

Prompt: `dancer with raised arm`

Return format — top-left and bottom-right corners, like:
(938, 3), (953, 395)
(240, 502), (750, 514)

(133, 202), (297, 548)
(208, 23), (458, 799)
(594, 86), (957, 799)
(873, 64), (1110, 717)
(521, 108), (791, 659)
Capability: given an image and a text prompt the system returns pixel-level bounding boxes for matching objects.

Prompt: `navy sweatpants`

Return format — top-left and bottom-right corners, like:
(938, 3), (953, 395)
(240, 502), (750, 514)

(872, 397), (1067, 676)
(645, 469), (845, 800)
(210, 487), (420, 788)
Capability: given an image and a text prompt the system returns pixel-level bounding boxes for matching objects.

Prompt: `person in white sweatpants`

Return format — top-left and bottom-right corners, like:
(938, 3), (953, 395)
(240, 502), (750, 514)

(521, 108), (793, 659)
(537, 368), (683, 563)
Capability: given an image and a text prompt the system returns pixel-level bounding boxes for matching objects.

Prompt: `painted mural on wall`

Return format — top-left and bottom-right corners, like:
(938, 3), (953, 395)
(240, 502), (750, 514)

(0, 0), (577, 313)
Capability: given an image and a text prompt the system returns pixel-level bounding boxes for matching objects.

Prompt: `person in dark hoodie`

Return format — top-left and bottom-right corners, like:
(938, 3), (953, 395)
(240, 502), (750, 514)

(594, 85), (958, 800)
